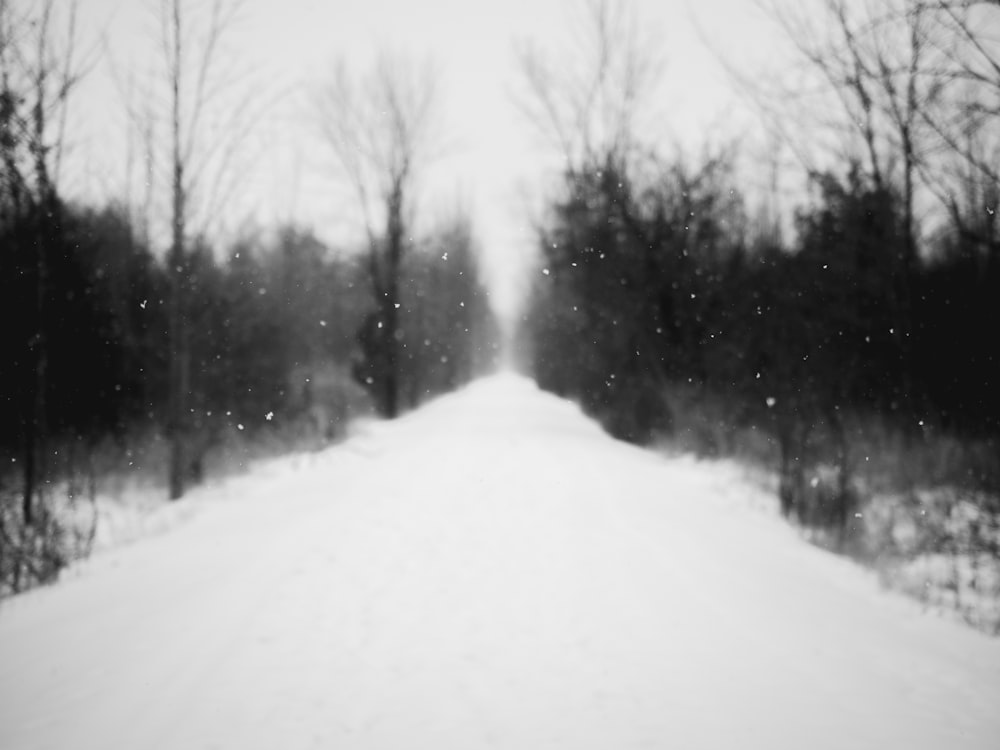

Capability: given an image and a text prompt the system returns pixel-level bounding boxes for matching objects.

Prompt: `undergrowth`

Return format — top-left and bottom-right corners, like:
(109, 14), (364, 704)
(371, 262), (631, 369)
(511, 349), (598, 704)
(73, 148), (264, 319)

(0, 368), (373, 599)
(651, 383), (1000, 635)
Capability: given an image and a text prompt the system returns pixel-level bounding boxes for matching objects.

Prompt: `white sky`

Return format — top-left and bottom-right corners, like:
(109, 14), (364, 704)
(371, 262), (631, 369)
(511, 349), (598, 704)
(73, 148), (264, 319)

(72, 0), (781, 320)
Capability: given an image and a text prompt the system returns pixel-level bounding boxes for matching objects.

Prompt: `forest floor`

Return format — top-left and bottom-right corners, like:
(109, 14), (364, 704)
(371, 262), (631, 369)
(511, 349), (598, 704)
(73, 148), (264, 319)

(1, 373), (998, 750)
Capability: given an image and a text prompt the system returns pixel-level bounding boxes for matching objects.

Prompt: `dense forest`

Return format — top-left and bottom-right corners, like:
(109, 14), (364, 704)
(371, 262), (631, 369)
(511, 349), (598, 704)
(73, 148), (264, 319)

(0, 0), (500, 593)
(2, 0), (999, 611)
(521, 157), (998, 517)
(516, 0), (1000, 574)
(0, 199), (499, 589)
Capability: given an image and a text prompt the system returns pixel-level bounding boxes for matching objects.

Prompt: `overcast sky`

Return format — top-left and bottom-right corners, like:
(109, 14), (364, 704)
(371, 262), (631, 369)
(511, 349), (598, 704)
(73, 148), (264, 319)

(74, 0), (781, 319)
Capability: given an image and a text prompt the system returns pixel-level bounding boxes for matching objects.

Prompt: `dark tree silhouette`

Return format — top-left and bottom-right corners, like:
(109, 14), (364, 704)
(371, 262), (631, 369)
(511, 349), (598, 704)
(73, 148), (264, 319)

(0, 0), (84, 526)
(316, 53), (440, 418)
(151, 0), (254, 499)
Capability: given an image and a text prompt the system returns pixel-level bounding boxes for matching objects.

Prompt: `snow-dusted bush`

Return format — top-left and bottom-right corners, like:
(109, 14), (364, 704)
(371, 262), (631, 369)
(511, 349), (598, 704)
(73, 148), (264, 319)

(857, 488), (1000, 634)
(0, 485), (96, 598)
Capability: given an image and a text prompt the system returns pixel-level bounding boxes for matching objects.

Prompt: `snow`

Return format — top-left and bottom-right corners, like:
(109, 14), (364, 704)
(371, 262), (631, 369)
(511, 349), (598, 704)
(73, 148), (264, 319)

(1, 372), (998, 750)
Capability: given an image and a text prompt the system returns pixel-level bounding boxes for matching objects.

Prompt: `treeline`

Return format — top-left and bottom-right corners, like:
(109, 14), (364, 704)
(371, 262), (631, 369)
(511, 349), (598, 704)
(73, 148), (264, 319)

(520, 152), (998, 535)
(0, 201), (499, 484)
(0, 197), (499, 590)
(516, 0), (1000, 548)
(1, 0), (503, 592)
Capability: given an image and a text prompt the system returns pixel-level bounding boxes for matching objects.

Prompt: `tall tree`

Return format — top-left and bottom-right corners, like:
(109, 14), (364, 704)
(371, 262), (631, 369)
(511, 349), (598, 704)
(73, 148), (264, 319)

(516, 0), (670, 436)
(0, 0), (84, 525)
(516, 0), (660, 179)
(743, 0), (1000, 255)
(733, 0), (1000, 410)
(316, 53), (440, 418)
(152, 0), (252, 499)
(917, 0), (1000, 271)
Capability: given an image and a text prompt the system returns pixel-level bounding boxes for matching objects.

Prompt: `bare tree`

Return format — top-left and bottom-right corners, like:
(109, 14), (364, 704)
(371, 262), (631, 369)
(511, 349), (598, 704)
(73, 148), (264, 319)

(717, 0), (1000, 411)
(732, 0), (1000, 252)
(741, 1), (938, 262)
(0, 0), (85, 526)
(515, 0), (661, 178)
(915, 0), (1000, 267)
(146, 0), (256, 499)
(515, 0), (668, 401)
(316, 54), (440, 418)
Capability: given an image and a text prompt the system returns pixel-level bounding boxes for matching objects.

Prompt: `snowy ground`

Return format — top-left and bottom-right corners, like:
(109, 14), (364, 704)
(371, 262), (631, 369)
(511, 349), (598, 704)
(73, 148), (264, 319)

(1, 373), (998, 750)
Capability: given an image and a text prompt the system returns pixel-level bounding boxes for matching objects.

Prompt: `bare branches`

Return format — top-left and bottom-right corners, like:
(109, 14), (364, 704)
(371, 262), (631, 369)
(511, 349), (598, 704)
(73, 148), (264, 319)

(315, 51), (442, 418)
(514, 0), (663, 175)
(106, 0), (260, 243)
(316, 53), (439, 255)
(51, 0), (80, 187)
(0, 0), (88, 218)
(737, 0), (1000, 259)
(182, 0), (241, 169)
(144, 0), (258, 499)
(917, 1), (1000, 186)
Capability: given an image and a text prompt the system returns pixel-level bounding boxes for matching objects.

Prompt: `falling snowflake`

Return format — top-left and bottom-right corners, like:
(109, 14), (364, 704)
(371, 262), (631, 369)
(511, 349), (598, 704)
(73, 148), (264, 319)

(265, 412), (274, 421)
(766, 397), (776, 408)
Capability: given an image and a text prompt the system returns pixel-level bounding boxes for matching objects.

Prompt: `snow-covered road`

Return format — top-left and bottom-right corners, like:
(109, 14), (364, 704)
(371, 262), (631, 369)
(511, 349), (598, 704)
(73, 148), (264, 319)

(2, 374), (999, 749)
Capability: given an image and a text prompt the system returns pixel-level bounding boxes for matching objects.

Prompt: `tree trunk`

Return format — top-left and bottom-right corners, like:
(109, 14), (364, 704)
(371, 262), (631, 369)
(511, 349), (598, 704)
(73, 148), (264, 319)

(381, 180), (406, 419)
(167, 0), (187, 500)
(777, 417), (805, 521)
(382, 285), (400, 419)
(22, 415), (37, 527)
(24, 54), (55, 525)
